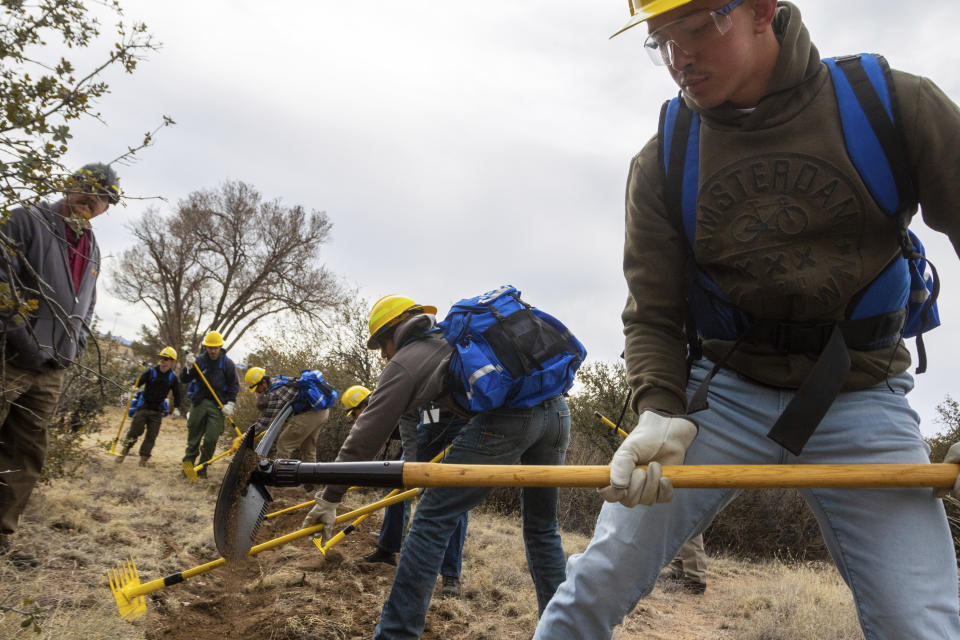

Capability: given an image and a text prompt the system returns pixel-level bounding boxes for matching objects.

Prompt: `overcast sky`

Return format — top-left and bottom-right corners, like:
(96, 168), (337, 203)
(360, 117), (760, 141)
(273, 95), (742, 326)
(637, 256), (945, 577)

(46, 1), (960, 435)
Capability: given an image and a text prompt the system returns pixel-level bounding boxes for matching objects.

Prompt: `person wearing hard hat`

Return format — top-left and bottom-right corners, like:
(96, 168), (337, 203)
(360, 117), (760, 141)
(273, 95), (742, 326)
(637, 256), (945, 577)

(117, 347), (183, 466)
(303, 295), (571, 637)
(341, 385), (371, 421)
(534, 2), (960, 638)
(245, 366), (331, 462)
(180, 331), (239, 478)
(0, 162), (120, 563)
(343, 387), (470, 596)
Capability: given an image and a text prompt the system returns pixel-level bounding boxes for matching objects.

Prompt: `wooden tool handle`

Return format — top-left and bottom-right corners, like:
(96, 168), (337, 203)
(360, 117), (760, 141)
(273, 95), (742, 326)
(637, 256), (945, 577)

(402, 463), (960, 489)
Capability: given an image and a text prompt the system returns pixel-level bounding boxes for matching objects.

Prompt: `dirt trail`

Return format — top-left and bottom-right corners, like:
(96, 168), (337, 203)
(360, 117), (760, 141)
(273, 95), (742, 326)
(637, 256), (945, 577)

(0, 407), (862, 639)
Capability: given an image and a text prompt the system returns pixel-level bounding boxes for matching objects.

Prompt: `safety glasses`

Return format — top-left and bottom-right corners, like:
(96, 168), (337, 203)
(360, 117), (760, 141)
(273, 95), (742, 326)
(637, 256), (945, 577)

(644, 0), (744, 67)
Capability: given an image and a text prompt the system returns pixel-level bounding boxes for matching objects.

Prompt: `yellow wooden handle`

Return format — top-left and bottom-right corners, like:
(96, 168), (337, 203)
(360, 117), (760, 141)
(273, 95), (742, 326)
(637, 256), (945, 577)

(402, 463), (960, 489)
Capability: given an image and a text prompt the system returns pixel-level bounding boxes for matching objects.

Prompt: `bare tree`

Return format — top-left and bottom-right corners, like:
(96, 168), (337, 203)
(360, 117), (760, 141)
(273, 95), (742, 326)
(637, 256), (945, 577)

(110, 180), (343, 352)
(320, 296), (384, 387)
(112, 208), (207, 352)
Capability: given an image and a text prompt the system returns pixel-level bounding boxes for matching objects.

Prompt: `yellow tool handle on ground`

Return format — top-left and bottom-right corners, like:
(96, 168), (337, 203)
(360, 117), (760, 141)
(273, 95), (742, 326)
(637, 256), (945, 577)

(401, 463), (960, 489)
(109, 365), (146, 454)
(191, 360), (243, 437)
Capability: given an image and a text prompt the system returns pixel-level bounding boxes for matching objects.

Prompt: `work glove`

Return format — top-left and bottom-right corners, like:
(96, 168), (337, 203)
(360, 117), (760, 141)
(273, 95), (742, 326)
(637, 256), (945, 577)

(172, 408), (181, 419)
(598, 409), (698, 507)
(184, 353), (196, 368)
(221, 401), (235, 417)
(120, 392), (132, 404)
(935, 442), (960, 499)
(302, 498), (339, 545)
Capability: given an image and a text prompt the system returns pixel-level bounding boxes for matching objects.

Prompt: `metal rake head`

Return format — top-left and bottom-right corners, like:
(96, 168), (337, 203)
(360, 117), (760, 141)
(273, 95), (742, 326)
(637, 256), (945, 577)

(107, 557), (147, 621)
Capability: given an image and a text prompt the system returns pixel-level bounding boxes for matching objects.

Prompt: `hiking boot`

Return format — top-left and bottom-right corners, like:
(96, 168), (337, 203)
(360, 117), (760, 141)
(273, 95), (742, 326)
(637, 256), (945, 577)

(361, 546), (396, 566)
(116, 444), (131, 463)
(440, 575), (461, 599)
(678, 578), (706, 595)
(197, 467), (208, 479)
(659, 572), (706, 595)
(138, 456), (150, 467)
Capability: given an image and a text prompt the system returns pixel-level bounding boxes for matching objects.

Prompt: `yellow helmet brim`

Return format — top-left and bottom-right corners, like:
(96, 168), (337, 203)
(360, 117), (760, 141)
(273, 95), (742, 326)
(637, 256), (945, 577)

(366, 304), (438, 349)
(611, 0), (694, 38)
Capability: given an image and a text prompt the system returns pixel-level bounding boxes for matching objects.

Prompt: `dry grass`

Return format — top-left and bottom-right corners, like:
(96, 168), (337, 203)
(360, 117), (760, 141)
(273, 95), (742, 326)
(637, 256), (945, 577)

(0, 406), (867, 639)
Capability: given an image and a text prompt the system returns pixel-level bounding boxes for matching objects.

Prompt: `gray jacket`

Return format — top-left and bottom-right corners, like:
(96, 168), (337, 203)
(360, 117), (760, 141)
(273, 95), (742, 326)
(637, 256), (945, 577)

(0, 201), (98, 371)
(321, 313), (457, 503)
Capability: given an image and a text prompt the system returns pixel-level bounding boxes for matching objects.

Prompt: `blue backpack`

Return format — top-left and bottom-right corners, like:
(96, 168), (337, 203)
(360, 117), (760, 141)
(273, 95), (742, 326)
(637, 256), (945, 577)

(658, 53), (940, 455)
(270, 370), (338, 414)
(437, 285), (586, 412)
(128, 368), (174, 417)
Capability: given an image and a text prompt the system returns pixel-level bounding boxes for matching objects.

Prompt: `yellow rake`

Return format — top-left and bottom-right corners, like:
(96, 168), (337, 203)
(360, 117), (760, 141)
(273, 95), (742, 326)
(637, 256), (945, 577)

(105, 491), (412, 620)
(107, 557), (148, 620)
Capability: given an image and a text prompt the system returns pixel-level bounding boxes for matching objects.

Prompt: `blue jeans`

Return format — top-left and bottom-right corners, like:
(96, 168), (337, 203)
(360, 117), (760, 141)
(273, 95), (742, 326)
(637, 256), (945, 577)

(374, 396), (571, 639)
(377, 418), (468, 574)
(534, 361), (960, 640)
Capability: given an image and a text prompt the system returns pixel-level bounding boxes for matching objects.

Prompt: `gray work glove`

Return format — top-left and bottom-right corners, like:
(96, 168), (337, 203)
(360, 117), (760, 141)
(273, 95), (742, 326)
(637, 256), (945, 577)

(184, 353), (197, 368)
(221, 401), (235, 417)
(935, 442), (960, 499)
(172, 408), (181, 419)
(302, 498), (339, 545)
(598, 409), (698, 507)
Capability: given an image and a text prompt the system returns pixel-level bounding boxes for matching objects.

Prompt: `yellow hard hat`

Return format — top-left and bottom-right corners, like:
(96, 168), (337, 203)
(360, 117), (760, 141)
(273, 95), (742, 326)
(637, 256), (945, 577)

(158, 346), (178, 361)
(245, 366), (266, 390)
(611, 0), (694, 38)
(367, 295), (438, 349)
(202, 330), (225, 347)
(342, 385), (371, 416)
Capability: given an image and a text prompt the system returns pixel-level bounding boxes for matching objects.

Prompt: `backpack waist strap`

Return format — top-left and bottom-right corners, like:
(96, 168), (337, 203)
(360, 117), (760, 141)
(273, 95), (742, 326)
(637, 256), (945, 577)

(744, 309), (906, 355)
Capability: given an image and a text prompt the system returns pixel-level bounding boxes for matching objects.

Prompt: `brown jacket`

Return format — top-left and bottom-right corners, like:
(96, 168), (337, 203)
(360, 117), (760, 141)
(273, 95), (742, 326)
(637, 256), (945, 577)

(321, 313), (455, 502)
(622, 2), (960, 415)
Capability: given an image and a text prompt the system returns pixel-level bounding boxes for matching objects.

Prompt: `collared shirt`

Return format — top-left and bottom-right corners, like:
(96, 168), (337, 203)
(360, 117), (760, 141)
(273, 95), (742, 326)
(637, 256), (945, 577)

(252, 381), (299, 433)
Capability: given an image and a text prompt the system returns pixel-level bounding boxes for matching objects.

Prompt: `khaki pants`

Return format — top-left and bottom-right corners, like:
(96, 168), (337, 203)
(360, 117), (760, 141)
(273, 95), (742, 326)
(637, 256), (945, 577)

(0, 364), (65, 534)
(275, 409), (328, 461)
(669, 533), (707, 583)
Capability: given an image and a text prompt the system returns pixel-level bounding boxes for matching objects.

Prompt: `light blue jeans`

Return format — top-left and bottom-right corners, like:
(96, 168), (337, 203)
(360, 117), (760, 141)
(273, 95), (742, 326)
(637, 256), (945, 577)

(374, 396), (571, 639)
(535, 361), (960, 640)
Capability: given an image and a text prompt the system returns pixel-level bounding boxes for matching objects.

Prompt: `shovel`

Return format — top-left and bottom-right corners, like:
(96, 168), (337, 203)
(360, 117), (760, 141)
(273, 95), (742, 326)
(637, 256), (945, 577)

(213, 426), (960, 562)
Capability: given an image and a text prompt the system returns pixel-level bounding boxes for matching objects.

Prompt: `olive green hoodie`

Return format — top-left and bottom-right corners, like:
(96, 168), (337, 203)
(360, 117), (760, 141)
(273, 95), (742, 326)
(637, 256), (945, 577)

(622, 2), (960, 415)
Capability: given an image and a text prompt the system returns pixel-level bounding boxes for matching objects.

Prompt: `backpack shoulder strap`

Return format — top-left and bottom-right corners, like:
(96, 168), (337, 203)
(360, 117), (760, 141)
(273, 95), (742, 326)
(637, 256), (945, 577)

(822, 53), (916, 218)
(658, 94), (700, 247)
(658, 95), (706, 376)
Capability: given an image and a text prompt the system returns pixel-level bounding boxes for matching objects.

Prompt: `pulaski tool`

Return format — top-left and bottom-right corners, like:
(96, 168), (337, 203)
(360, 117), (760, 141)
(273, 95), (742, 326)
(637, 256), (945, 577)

(213, 426), (960, 562)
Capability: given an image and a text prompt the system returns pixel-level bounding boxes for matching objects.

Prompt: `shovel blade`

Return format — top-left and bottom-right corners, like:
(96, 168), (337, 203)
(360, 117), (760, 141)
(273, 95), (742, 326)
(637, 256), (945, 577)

(213, 427), (271, 561)
(107, 557), (147, 621)
(181, 461), (198, 482)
